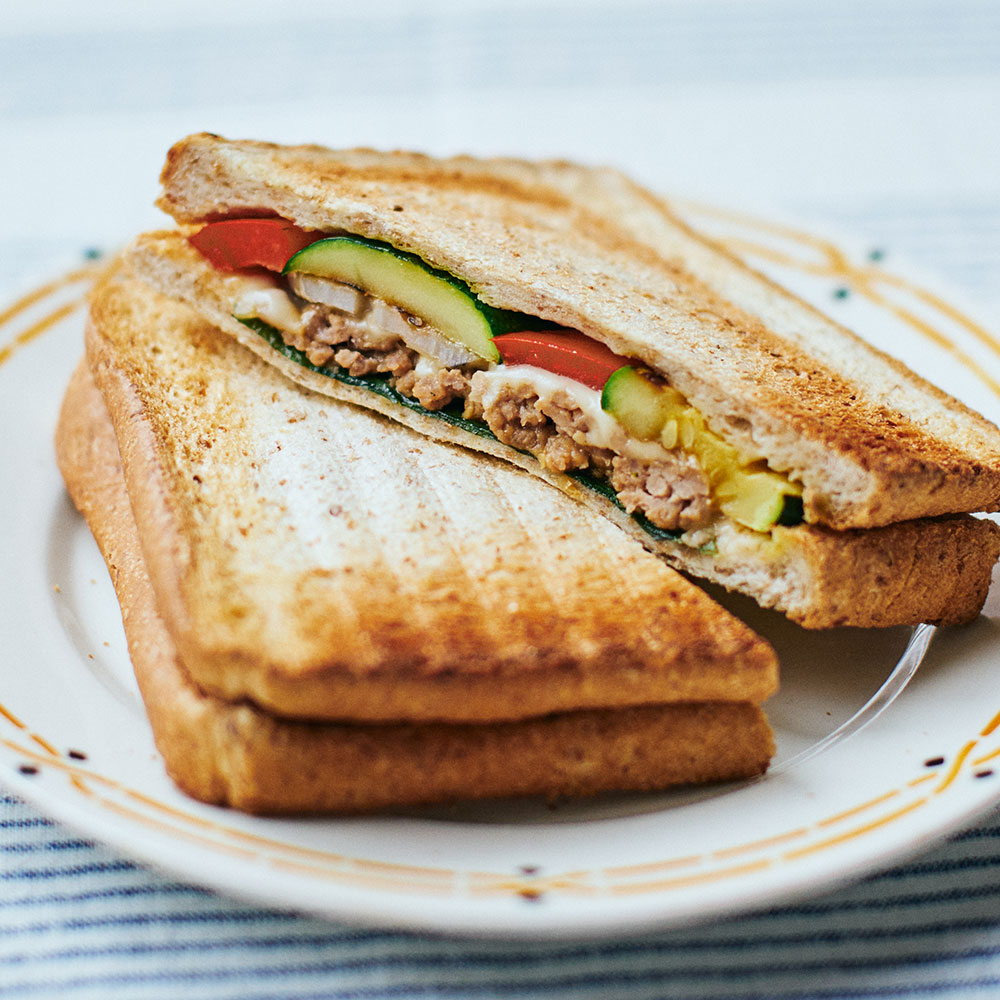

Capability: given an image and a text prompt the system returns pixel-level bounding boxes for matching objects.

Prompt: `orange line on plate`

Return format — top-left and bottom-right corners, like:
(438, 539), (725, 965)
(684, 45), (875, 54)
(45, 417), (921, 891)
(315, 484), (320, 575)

(263, 855), (457, 896)
(874, 270), (1000, 361)
(934, 741), (978, 794)
(852, 280), (1000, 397)
(122, 786), (228, 826)
(4, 732), (458, 884)
(710, 237), (1000, 398)
(347, 857), (457, 880)
(818, 790), (900, 828)
(908, 772), (937, 788)
(682, 200), (1000, 394)
(0, 702), (26, 730)
(121, 787), (393, 870)
(678, 199), (845, 257)
(83, 772), (458, 887)
(122, 784), (457, 888)
(28, 733), (60, 757)
(972, 747), (1000, 767)
(120, 788), (452, 879)
(784, 798), (929, 862)
(467, 868), (591, 887)
(2, 733), (76, 763)
(0, 300), (85, 369)
(980, 710), (1000, 739)
(609, 858), (771, 897)
(1, 738), (87, 771)
(602, 854), (704, 879)
(711, 237), (835, 277)
(0, 268), (94, 329)
(469, 876), (600, 899)
(78, 784), (262, 862)
(712, 827), (811, 859)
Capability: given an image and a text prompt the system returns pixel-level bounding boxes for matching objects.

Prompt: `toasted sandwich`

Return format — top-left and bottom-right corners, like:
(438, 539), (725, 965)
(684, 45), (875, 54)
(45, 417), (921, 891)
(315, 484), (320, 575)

(53, 263), (777, 812)
(125, 133), (1000, 628)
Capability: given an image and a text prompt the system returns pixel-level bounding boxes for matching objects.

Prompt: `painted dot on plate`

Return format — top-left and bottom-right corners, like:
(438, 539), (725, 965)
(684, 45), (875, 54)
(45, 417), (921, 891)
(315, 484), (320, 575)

(518, 889), (544, 902)
(974, 769), (995, 779)
(833, 287), (851, 300)
(868, 248), (886, 262)
(67, 749), (87, 761)
(18, 764), (38, 776)
(925, 756), (945, 767)
(518, 865), (540, 876)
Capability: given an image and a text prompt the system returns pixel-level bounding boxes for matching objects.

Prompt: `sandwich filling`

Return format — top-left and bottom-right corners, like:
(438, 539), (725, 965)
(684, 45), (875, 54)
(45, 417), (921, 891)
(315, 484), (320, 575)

(190, 219), (803, 546)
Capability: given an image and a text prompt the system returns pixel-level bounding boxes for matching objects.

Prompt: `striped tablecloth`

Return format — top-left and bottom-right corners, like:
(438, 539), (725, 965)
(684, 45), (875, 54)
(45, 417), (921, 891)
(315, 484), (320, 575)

(3, 791), (999, 998)
(3, 1), (1000, 995)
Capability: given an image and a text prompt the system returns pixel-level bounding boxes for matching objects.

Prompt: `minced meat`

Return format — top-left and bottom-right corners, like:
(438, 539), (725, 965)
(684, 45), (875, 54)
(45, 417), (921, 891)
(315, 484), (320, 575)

(395, 368), (475, 410)
(477, 381), (713, 531)
(610, 455), (712, 531)
(279, 302), (474, 410)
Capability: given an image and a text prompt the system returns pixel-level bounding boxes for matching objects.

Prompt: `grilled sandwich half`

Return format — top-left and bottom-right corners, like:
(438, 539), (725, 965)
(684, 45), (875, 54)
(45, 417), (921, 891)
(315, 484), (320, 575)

(54, 263), (778, 813)
(125, 133), (1000, 628)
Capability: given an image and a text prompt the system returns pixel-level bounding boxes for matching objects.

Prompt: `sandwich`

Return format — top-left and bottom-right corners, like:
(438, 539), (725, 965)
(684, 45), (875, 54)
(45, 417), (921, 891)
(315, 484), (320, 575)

(53, 263), (777, 813)
(124, 134), (1000, 629)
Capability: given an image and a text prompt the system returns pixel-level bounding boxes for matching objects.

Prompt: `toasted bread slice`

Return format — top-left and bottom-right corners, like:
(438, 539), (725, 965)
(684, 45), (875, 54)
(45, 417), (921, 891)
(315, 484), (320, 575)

(125, 233), (1000, 628)
(80, 263), (779, 723)
(55, 361), (775, 813)
(146, 133), (1000, 531)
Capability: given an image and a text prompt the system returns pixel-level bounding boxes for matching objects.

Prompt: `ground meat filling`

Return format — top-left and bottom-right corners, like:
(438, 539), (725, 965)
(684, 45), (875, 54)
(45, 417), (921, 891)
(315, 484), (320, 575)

(480, 384), (714, 532)
(395, 368), (474, 410)
(482, 392), (604, 473)
(610, 455), (713, 531)
(282, 302), (474, 411)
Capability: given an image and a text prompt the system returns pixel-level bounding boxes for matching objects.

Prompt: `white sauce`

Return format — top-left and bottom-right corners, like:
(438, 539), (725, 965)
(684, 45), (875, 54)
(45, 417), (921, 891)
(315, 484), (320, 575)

(472, 366), (674, 464)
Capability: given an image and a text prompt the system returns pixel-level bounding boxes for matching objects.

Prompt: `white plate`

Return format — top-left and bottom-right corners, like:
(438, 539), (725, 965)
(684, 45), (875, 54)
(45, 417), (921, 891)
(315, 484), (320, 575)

(2, 211), (1000, 940)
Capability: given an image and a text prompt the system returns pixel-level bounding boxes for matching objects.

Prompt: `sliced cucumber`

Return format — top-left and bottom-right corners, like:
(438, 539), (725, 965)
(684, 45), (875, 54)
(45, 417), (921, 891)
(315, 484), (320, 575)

(285, 236), (526, 363)
(717, 469), (803, 533)
(601, 366), (686, 440)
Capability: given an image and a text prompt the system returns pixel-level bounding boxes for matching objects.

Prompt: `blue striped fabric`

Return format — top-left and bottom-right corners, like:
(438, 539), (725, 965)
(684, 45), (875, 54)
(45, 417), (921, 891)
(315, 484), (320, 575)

(2, 791), (1000, 998)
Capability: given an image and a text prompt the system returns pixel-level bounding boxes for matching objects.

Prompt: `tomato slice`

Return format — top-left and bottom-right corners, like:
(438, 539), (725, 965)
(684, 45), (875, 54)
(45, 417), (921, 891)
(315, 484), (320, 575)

(492, 330), (629, 391)
(188, 219), (319, 272)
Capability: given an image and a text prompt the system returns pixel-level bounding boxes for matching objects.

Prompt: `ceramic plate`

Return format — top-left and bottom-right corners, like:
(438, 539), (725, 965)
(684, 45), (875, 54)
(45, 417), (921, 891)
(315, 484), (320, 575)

(2, 208), (999, 939)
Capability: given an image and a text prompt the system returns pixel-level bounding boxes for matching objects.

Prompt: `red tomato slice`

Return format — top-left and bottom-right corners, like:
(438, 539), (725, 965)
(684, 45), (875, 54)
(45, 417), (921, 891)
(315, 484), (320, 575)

(492, 330), (629, 391)
(188, 219), (319, 272)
